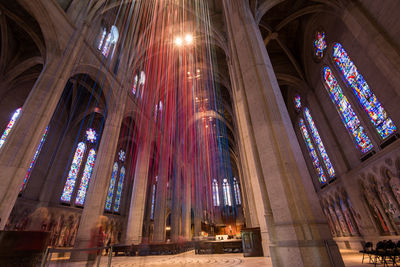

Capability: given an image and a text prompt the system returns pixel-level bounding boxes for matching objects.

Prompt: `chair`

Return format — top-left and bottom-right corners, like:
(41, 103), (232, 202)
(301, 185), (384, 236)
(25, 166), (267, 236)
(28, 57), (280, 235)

(360, 242), (373, 263)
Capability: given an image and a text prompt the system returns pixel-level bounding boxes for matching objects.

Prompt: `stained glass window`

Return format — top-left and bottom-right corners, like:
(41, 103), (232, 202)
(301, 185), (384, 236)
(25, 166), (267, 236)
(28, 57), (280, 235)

(150, 182), (157, 220)
(212, 179), (220, 206)
(299, 119), (327, 184)
(139, 71), (146, 99)
(314, 31), (327, 59)
(86, 128), (97, 143)
(61, 142), (86, 202)
(233, 178), (241, 205)
(21, 127), (49, 191)
(132, 75), (138, 95)
(332, 43), (396, 139)
(113, 166), (125, 212)
(323, 67), (374, 154)
(105, 162), (119, 211)
(294, 94), (301, 111)
(75, 149), (96, 205)
(0, 108), (22, 149)
(102, 25), (119, 57)
(98, 28), (107, 50)
(304, 108), (335, 178)
(222, 178), (232, 206)
(118, 150), (126, 162)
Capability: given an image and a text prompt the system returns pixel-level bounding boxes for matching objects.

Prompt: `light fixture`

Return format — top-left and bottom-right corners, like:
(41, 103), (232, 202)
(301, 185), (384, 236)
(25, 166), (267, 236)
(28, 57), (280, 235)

(185, 34), (193, 44)
(175, 36), (183, 46)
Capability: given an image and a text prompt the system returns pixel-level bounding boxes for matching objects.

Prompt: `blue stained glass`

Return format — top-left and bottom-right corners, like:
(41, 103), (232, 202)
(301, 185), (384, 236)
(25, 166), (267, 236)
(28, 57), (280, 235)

(105, 162), (118, 211)
(295, 95), (301, 110)
(113, 166), (125, 212)
(333, 43), (396, 139)
(300, 119), (327, 184)
(150, 183), (156, 220)
(233, 178), (241, 205)
(21, 127), (49, 191)
(212, 179), (220, 206)
(323, 67), (374, 154)
(0, 108), (22, 149)
(61, 142), (86, 202)
(304, 108), (335, 178)
(314, 32), (327, 58)
(86, 128), (97, 143)
(75, 149), (96, 205)
(118, 150), (126, 162)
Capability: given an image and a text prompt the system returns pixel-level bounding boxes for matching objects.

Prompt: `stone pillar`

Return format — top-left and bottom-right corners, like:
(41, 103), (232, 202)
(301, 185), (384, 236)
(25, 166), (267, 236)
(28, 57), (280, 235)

(170, 166), (181, 242)
(73, 90), (126, 251)
(222, 1), (344, 266)
(182, 167), (192, 240)
(227, 48), (272, 255)
(125, 135), (152, 245)
(0, 24), (89, 229)
(152, 155), (169, 242)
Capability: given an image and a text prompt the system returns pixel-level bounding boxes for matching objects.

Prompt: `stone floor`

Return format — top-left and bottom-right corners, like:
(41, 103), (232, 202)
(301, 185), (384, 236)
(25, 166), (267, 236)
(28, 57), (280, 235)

(48, 249), (369, 266)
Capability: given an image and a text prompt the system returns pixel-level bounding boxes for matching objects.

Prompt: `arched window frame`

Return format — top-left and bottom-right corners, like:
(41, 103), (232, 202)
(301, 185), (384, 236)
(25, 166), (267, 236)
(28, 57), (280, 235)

(97, 25), (119, 58)
(331, 42), (396, 141)
(21, 126), (49, 191)
(104, 149), (127, 213)
(322, 66), (374, 155)
(294, 94), (334, 184)
(299, 118), (327, 184)
(233, 177), (241, 205)
(212, 179), (220, 207)
(61, 128), (98, 206)
(150, 176), (158, 220)
(0, 107), (22, 149)
(222, 178), (232, 206)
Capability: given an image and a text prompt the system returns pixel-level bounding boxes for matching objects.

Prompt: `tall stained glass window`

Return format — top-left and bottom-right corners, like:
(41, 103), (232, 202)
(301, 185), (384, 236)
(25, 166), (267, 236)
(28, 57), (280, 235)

(212, 179), (220, 206)
(105, 162), (118, 211)
(132, 75), (138, 95)
(233, 178), (241, 205)
(332, 43), (396, 139)
(98, 28), (107, 50)
(304, 108), (335, 178)
(100, 25), (119, 57)
(0, 108), (22, 149)
(21, 127), (49, 191)
(75, 149), (96, 205)
(113, 166), (126, 212)
(222, 178), (232, 206)
(299, 119), (327, 184)
(323, 67), (374, 154)
(314, 31), (327, 59)
(294, 94), (301, 111)
(61, 142), (86, 202)
(150, 178), (157, 220)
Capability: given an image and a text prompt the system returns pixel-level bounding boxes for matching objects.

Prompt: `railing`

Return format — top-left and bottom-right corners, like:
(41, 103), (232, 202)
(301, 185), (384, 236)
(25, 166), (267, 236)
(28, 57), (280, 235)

(40, 246), (113, 267)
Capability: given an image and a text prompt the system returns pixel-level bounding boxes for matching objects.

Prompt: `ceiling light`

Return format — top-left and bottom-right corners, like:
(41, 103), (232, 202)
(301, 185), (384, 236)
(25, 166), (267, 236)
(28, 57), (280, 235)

(175, 36), (183, 46)
(185, 34), (193, 44)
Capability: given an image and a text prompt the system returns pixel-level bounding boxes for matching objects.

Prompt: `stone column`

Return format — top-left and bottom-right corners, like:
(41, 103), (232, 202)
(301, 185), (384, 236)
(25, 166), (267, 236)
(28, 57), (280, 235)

(222, 1), (344, 266)
(0, 24), (90, 229)
(73, 90), (126, 251)
(152, 155), (169, 242)
(182, 167), (192, 240)
(227, 50), (272, 255)
(170, 165), (181, 242)
(125, 134), (152, 245)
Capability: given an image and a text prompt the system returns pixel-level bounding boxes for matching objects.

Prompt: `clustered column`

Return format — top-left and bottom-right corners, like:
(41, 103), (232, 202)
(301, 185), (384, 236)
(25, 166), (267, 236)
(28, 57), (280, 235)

(222, 0), (344, 266)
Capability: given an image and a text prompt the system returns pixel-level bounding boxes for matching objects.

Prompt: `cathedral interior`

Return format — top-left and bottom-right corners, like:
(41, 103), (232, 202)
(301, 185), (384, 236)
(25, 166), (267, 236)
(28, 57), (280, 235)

(0, 0), (400, 266)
